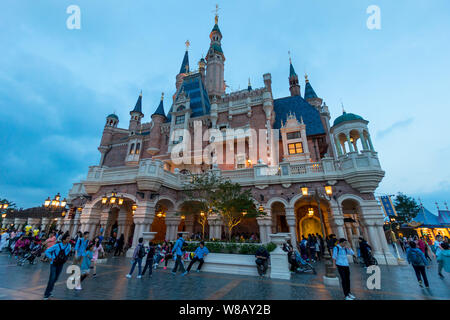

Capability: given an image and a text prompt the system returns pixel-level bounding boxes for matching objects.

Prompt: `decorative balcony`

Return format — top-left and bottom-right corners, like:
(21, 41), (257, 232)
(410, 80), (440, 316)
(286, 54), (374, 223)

(81, 150), (384, 195)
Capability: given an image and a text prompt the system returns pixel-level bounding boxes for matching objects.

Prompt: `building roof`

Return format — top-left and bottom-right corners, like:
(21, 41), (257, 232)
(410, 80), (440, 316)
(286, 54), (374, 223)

(131, 93), (143, 114)
(167, 73), (211, 122)
(289, 63), (297, 78)
(211, 23), (222, 35)
(411, 207), (450, 228)
(304, 81), (318, 99)
(179, 50), (190, 74)
(107, 113), (119, 120)
(332, 111), (364, 127)
(273, 95), (325, 136)
(152, 98), (166, 118)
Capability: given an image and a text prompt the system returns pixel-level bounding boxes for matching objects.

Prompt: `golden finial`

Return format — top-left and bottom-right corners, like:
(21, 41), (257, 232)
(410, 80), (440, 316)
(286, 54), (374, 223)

(248, 78), (251, 86)
(341, 101), (346, 113)
(213, 4), (220, 24)
(185, 40), (190, 51)
(304, 73), (309, 83)
(140, 90), (142, 97)
(161, 92), (164, 101)
(288, 50), (292, 64)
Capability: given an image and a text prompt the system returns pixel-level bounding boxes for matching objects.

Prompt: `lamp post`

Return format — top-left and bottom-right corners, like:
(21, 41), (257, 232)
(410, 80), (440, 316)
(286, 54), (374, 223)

(302, 185), (337, 280)
(43, 193), (69, 232)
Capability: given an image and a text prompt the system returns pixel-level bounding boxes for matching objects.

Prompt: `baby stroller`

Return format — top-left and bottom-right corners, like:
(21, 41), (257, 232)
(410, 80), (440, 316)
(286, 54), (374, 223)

(288, 250), (316, 274)
(17, 243), (42, 266)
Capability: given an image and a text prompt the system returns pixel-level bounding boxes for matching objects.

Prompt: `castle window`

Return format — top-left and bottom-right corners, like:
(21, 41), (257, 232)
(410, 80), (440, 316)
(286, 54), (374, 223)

(175, 115), (185, 125)
(288, 142), (303, 155)
(135, 143), (141, 155)
(287, 131), (301, 140)
(129, 143), (135, 155)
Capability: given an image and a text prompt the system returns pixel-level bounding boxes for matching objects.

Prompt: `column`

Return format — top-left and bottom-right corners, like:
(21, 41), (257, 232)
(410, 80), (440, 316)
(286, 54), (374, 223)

(128, 202), (155, 257)
(334, 136), (343, 156)
(257, 217), (268, 243)
(367, 133), (374, 151)
(358, 130), (369, 150)
(71, 212), (81, 238)
(285, 208), (297, 247)
(366, 223), (382, 255)
(346, 134), (354, 152)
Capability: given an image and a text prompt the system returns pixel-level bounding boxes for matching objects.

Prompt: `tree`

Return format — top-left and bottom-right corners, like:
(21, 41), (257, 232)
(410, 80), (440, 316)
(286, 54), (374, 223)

(393, 193), (420, 224)
(214, 181), (262, 241)
(180, 173), (265, 241)
(0, 198), (17, 226)
(180, 172), (224, 239)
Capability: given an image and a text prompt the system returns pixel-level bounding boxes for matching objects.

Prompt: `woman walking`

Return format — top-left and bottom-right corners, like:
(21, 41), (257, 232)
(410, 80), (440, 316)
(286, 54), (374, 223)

(75, 244), (94, 290)
(406, 241), (430, 288)
(91, 237), (105, 277)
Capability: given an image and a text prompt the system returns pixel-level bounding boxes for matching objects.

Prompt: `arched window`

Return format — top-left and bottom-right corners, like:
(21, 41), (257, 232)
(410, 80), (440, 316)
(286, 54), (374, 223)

(129, 143), (135, 155)
(135, 143), (141, 155)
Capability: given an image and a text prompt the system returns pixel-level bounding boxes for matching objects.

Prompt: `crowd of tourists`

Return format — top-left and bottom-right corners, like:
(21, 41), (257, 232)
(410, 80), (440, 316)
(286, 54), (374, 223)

(1, 226), (449, 300)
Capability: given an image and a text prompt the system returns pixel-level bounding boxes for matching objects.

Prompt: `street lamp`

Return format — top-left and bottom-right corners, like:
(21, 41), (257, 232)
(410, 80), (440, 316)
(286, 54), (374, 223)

(44, 193), (68, 214)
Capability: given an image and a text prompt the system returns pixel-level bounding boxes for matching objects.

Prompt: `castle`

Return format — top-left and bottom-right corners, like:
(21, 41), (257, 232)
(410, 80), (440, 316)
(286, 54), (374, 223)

(59, 11), (397, 264)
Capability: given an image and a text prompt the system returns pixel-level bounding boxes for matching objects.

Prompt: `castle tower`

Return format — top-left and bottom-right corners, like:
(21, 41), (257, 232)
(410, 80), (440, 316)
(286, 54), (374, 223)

(129, 92), (144, 135)
(173, 41), (191, 103)
(147, 93), (167, 156)
(288, 54), (301, 97)
(304, 74), (323, 108)
(99, 113), (119, 165)
(205, 9), (225, 99)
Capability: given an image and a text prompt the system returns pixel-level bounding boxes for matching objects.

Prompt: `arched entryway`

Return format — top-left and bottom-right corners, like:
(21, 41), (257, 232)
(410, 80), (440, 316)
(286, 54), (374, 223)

(293, 196), (331, 241)
(150, 198), (176, 241)
(341, 198), (367, 250)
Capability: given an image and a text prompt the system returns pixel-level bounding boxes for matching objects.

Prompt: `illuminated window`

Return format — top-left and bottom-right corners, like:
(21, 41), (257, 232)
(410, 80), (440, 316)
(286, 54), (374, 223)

(129, 143), (135, 155)
(175, 115), (185, 124)
(135, 143), (141, 155)
(288, 142), (303, 155)
(287, 131), (301, 140)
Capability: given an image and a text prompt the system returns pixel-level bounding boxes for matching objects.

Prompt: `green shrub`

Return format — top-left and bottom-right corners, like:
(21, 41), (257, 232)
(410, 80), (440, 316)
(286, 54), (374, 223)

(264, 242), (277, 252)
(224, 243), (238, 253)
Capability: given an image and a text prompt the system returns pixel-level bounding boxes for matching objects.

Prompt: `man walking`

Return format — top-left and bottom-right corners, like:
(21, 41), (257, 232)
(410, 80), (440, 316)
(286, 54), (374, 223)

(183, 241), (209, 275)
(43, 234), (72, 299)
(171, 233), (186, 275)
(332, 238), (356, 300)
(74, 231), (90, 265)
(358, 237), (372, 267)
(434, 235), (445, 278)
(126, 237), (146, 279)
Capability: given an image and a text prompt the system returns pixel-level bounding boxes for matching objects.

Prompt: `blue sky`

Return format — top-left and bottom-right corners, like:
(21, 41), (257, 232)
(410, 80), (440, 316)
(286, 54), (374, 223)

(1, 0), (449, 212)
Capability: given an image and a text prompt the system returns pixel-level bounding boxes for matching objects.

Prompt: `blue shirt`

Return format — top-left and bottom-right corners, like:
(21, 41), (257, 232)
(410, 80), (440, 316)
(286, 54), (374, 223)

(45, 242), (72, 264)
(75, 238), (90, 257)
(332, 245), (354, 267)
(194, 246), (209, 259)
(172, 237), (185, 256)
(81, 250), (93, 271)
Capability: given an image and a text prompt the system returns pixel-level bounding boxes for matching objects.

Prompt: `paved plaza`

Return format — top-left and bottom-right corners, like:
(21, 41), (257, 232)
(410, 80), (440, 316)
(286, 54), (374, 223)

(0, 252), (448, 300)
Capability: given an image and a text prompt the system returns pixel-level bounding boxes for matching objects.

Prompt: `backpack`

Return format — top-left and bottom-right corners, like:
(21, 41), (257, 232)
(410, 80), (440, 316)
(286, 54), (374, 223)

(137, 245), (146, 259)
(409, 249), (424, 266)
(181, 240), (187, 251)
(53, 244), (69, 266)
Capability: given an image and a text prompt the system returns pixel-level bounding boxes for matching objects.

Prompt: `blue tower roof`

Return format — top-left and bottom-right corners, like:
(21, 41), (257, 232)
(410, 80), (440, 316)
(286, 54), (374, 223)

(304, 81), (318, 99)
(332, 111), (365, 127)
(152, 96), (166, 118)
(289, 63), (297, 78)
(131, 93), (143, 114)
(179, 50), (190, 74)
(273, 95), (325, 136)
(107, 113), (119, 120)
(167, 73), (211, 122)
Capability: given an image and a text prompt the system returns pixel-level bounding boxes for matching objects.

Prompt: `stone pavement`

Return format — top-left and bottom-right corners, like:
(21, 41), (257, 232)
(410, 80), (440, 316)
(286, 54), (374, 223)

(0, 252), (448, 300)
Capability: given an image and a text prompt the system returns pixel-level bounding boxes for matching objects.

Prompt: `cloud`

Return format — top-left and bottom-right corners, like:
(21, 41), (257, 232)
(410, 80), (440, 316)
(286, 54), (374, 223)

(376, 118), (414, 139)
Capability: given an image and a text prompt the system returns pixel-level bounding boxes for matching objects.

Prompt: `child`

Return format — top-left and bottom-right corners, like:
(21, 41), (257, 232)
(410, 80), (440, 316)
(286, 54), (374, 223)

(142, 242), (156, 277)
(153, 244), (163, 269)
(92, 237), (105, 277)
(75, 244), (94, 290)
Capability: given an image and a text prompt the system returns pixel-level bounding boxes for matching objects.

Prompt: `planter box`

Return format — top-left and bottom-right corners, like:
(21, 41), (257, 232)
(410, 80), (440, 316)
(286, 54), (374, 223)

(158, 253), (271, 277)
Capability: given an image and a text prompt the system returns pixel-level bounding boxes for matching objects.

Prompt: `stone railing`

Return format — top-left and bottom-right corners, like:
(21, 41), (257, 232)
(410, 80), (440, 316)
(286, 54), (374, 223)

(81, 151), (383, 194)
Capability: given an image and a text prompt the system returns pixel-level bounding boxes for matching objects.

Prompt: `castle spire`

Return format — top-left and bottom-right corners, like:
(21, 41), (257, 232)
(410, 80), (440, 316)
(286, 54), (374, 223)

(304, 74), (318, 99)
(288, 51), (300, 97)
(152, 92), (166, 118)
(206, 4), (225, 99)
(132, 91), (143, 114)
(179, 41), (190, 74)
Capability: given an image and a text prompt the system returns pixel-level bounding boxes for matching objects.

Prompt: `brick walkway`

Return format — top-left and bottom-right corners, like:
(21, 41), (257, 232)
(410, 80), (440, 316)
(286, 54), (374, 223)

(0, 252), (448, 300)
